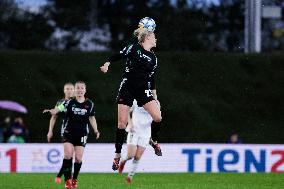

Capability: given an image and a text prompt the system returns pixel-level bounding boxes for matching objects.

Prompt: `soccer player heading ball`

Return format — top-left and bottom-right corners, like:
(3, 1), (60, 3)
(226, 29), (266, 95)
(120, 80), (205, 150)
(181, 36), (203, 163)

(100, 16), (163, 172)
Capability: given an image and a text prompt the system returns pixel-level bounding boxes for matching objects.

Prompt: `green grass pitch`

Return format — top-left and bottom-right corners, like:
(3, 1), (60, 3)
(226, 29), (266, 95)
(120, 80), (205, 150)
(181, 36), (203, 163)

(0, 173), (283, 189)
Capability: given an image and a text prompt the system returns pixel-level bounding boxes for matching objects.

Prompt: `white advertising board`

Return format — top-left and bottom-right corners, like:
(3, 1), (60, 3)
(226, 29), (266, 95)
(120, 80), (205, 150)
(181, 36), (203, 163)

(0, 144), (283, 173)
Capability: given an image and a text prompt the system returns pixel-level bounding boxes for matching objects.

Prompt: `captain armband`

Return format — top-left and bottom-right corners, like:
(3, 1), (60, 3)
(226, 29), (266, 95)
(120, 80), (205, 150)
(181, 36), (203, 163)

(57, 103), (65, 112)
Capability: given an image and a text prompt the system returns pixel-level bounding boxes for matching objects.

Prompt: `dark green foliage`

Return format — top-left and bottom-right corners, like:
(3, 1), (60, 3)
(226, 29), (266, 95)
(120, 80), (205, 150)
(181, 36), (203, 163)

(0, 51), (283, 143)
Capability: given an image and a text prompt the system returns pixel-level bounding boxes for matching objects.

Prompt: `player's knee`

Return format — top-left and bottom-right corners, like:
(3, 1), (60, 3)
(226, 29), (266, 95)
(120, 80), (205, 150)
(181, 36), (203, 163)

(134, 156), (141, 161)
(64, 154), (72, 159)
(127, 155), (134, 160)
(153, 115), (162, 122)
(127, 151), (135, 159)
(130, 153), (136, 159)
(75, 156), (83, 163)
(118, 120), (127, 129)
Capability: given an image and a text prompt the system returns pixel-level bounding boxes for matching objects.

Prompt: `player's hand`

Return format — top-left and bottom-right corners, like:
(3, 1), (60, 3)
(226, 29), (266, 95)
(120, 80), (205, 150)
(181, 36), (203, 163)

(43, 109), (50, 114)
(43, 109), (57, 115)
(44, 109), (58, 115)
(100, 62), (110, 73)
(95, 131), (100, 139)
(47, 131), (53, 142)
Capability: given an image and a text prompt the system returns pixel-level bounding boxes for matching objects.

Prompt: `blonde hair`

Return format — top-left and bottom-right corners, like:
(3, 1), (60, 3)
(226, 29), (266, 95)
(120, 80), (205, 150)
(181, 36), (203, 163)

(64, 82), (74, 87)
(134, 28), (153, 44)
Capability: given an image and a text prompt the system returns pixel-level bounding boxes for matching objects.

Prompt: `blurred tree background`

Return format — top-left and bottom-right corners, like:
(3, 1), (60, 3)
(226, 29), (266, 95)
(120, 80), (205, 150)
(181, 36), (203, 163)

(1, 0), (284, 52)
(1, 0), (284, 143)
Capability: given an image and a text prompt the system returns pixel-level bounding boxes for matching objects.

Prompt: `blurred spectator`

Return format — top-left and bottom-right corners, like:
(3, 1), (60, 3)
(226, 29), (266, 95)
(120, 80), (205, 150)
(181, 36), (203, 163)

(6, 117), (29, 143)
(0, 118), (5, 142)
(228, 133), (242, 144)
(0, 127), (2, 142)
(0, 116), (11, 142)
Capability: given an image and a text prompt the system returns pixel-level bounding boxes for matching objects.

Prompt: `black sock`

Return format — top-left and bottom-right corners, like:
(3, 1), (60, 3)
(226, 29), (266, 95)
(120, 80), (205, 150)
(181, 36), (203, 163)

(115, 128), (126, 154)
(57, 166), (64, 178)
(57, 158), (72, 178)
(73, 162), (82, 180)
(63, 158), (73, 181)
(151, 121), (162, 142)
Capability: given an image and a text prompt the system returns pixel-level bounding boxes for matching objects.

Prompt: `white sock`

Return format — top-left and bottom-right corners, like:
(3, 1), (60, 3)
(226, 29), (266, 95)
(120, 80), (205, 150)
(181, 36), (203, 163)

(115, 153), (121, 159)
(128, 159), (139, 178)
(121, 153), (130, 162)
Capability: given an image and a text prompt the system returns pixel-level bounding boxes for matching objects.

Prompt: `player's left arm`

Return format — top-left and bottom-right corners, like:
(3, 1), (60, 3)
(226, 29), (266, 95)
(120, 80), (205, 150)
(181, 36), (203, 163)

(100, 45), (134, 73)
(89, 116), (100, 139)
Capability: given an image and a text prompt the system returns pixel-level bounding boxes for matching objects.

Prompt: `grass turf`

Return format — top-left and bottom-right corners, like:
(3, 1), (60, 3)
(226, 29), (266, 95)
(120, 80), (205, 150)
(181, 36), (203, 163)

(0, 173), (283, 189)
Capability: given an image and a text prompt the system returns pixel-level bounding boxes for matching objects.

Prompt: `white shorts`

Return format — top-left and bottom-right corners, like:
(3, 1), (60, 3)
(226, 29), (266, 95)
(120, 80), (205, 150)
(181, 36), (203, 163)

(126, 132), (150, 148)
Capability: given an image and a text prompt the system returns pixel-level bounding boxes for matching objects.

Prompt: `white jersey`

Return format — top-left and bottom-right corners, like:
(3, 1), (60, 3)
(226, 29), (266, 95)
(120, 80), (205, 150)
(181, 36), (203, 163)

(126, 100), (153, 138)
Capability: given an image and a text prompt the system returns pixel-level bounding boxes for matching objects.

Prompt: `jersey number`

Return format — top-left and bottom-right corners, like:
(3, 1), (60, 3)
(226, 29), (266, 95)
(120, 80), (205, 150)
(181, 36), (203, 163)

(81, 136), (87, 144)
(125, 67), (129, 72)
(145, 89), (153, 97)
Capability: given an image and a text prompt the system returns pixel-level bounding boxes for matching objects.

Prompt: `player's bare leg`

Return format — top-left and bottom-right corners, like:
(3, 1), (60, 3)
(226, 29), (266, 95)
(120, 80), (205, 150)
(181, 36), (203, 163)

(113, 104), (129, 170)
(63, 143), (74, 189)
(143, 100), (161, 123)
(143, 100), (163, 156)
(72, 146), (84, 188)
(126, 146), (146, 184)
(119, 144), (136, 173)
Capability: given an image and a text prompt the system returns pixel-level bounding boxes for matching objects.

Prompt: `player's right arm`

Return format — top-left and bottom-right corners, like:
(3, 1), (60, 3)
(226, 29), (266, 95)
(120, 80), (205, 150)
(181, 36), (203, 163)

(47, 114), (57, 142)
(44, 100), (66, 142)
(100, 45), (134, 73)
(89, 116), (100, 139)
(43, 100), (71, 142)
(43, 106), (61, 115)
(43, 100), (68, 115)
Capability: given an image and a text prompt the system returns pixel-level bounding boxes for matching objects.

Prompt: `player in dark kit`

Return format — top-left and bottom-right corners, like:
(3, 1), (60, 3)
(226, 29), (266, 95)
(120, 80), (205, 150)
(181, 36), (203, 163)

(44, 81), (100, 189)
(100, 27), (163, 171)
(46, 83), (74, 184)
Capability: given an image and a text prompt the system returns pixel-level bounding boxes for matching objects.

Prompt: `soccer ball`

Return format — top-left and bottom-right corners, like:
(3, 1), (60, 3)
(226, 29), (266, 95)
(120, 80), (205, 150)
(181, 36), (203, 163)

(138, 17), (156, 32)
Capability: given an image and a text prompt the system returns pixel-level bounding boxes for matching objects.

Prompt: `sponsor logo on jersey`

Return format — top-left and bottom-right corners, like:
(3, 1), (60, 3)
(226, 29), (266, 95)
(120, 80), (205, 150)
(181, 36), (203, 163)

(72, 107), (87, 115)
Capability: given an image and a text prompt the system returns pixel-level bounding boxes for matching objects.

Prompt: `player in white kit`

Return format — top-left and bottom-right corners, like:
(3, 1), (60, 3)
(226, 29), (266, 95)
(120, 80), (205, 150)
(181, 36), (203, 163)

(118, 99), (159, 183)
